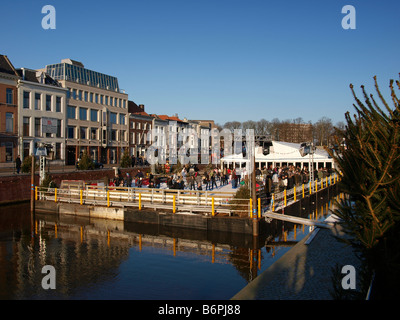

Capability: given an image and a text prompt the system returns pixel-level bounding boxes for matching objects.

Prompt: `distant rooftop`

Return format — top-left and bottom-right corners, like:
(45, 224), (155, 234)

(45, 59), (121, 92)
(0, 54), (18, 77)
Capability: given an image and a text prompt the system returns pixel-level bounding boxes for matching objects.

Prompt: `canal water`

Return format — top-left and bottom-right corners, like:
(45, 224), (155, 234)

(0, 192), (339, 300)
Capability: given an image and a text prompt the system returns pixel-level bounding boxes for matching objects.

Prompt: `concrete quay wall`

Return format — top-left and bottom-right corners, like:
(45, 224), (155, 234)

(35, 200), (258, 235)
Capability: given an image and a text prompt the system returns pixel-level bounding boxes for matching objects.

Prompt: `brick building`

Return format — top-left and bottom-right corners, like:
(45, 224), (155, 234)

(0, 55), (19, 165)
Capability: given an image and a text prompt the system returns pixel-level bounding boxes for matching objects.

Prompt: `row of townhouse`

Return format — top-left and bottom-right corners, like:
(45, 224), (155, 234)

(0, 54), (215, 167)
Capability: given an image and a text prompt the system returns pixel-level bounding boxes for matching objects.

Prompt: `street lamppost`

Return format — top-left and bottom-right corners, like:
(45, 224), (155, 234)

(300, 142), (315, 191)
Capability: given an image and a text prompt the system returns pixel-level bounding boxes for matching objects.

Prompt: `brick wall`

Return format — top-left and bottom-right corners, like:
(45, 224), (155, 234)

(0, 168), (148, 204)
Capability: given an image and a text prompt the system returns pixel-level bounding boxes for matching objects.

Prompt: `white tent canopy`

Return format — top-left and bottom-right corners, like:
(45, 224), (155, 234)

(220, 141), (335, 170)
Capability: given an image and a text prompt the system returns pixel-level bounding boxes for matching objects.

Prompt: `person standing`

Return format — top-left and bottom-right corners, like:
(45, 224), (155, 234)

(15, 155), (22, 174)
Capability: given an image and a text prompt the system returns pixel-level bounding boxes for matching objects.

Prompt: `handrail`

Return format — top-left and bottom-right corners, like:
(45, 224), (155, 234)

(36, 173), (340, 217)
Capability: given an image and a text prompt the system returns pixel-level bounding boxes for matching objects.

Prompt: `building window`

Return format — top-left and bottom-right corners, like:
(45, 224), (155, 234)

(6, 88), (13, 104)
(110, 97), (113, 106)
(91, 128), (97, 140)
(23, 91), (30, 109)
(90, 109), (98, 122)
(78, 90), (82, 101)
(23, 117), (30, 136)
(131, 121), (135, 129)
(6, 113), (13, 133)
(95, 94), (98, 104)
(90, 92), (93, 103)
(23, 142), (30, 158)
(35, 118), (41, 137)
(137, 122), (141, 130)
(55, 143), (61, 160)
(67, 126), (75, 139)
(105, 96), (109, 105)
(46, 95), (52, 111)
(35, 93), (41, 110)
(67, 106), (76, 119)
(5, 142), (13, 162)
(109, 112), (117, 124)
(56, 96), (61, 112)
(72, 89), (77, 99)
(120, 130), (126, 141)
(100, 95), (104, 104)
(56, 119), (62, 138)
(80, 127), (87, 140)
(110, 130), (117, 141)
(119, 114), (125, 125)
(84, 91), (88, 102)
(79, 107), (87, 121)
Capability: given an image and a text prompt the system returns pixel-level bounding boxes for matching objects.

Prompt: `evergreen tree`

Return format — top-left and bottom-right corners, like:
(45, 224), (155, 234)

(120, 149), (131, 168)
(77, 151), (94, 170)
(330, 75), (400, 299)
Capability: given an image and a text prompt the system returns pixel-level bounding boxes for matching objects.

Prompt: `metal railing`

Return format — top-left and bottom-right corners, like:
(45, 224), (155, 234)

(36, 173), (340, 217)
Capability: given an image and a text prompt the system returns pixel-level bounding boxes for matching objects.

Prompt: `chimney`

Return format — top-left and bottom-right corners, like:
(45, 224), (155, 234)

(139, 104), (144, 110)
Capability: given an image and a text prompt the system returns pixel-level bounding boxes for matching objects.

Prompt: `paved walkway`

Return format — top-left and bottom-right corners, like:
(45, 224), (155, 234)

(232, 215), (363, 300)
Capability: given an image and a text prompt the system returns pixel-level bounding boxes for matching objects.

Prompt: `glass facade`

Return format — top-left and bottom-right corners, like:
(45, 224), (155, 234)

(46, 62), (120, 92)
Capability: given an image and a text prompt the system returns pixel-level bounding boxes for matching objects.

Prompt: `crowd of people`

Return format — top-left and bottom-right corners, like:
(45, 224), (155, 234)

(109, 163), (334, 194)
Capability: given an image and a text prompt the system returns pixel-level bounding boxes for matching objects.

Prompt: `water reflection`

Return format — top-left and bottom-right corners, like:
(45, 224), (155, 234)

(0, 189), (339, 299)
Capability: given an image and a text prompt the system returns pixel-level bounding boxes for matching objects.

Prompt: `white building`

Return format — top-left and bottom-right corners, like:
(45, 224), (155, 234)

(17, 68), (68, 164)
(221, 140), (335, 171)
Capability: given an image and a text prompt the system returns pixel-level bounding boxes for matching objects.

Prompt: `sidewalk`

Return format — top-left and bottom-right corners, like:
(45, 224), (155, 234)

(232, 215), (363, 300)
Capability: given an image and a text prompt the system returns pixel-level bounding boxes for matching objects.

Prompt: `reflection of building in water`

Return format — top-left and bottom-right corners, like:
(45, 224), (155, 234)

(0, 192), (338, 298)
(6, 219), (131, 299)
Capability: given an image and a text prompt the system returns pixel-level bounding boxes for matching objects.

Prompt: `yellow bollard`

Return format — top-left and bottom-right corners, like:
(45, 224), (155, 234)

(272, 193), (275, 211)
(212, 197), (215, 216)
(173, 195), (176, 214)
(315, 180), (318, 192)
(107, 191), (110, 207)
(35, 186), (38, 201)
(139, 193), (142, 210)
(249, 198), (252, 217)
(80, 189), (83, 205)
(309, 181), (312, 195)
(54, 188), (57, 202)
(302, 184), (305, 198)
(107, 230), (110, 247)
(258, 197), (261, 219)
(80, 226), (83, 243)
(55, 223), (57, 238)
(294, 186), (296, 202)
(284, 189), (287, 207)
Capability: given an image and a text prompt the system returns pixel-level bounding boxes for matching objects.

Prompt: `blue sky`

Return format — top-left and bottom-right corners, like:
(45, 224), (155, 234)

(1, 0), (399, 126)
